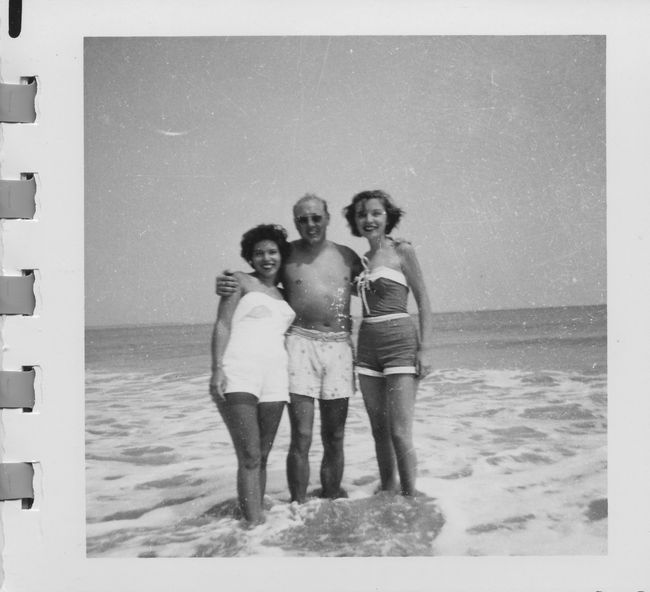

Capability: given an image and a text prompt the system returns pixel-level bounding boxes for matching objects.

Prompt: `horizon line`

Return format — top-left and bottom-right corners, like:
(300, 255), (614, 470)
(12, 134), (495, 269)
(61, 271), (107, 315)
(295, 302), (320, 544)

(85, 302), (607, 330)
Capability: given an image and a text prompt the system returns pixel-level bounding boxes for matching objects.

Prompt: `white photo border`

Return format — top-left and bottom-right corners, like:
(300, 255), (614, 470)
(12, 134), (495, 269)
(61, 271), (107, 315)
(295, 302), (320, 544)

(1, 1), (649, 591)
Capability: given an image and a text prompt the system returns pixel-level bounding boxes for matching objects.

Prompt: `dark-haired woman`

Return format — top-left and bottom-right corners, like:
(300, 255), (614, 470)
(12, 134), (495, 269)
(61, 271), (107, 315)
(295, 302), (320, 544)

(343, 190), (433, 497)
(209, 224), (295, 525)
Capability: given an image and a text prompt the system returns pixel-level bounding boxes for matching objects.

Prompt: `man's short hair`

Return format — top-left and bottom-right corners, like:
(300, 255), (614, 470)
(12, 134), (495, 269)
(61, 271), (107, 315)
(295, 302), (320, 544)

(293, 193), (330, 218)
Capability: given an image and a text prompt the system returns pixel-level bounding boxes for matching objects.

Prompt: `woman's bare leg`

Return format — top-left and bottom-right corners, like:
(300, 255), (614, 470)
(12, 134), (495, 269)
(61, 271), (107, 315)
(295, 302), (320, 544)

(359, 374), (398, 491)
(218, 393), (264, 524)
(386, 374), (417, 496)
(257, 401), (286, 502)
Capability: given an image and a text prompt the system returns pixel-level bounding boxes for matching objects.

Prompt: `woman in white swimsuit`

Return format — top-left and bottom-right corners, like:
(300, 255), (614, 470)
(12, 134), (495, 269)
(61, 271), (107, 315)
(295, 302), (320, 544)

(209, 224), (295, 525)
(343, 190), (434, 497)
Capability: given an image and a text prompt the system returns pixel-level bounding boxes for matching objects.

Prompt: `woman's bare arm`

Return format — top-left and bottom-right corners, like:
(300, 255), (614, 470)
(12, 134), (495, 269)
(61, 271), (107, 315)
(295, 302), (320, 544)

(398, 241), (434, 374)
(210, 280), (243, 400)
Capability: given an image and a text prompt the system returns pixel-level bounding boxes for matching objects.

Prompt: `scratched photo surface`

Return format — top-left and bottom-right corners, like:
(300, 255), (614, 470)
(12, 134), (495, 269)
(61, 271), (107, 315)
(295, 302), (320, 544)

(84, 36), (606, 557)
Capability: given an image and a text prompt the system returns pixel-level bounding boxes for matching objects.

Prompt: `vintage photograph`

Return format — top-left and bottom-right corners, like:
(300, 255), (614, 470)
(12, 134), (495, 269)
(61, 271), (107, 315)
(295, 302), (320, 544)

(84, 36), (606, 557)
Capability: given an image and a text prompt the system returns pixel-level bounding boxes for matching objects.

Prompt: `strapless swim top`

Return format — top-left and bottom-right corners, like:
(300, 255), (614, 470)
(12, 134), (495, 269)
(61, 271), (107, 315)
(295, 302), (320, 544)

(225, 291), (295, 359)
(356, 261), (409, 318)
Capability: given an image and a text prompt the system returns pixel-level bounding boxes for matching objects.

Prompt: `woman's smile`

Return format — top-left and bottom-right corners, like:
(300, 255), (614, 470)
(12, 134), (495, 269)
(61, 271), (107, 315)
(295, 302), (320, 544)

(355, 198), (388, 238)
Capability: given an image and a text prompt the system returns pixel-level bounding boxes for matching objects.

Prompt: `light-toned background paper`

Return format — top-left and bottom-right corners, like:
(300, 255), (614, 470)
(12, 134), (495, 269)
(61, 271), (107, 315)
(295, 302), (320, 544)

(1, 0), (649, 590)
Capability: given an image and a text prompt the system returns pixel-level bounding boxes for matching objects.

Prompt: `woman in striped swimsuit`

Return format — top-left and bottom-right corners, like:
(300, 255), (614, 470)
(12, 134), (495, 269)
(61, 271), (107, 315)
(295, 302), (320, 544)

(343, 190), (434, 497)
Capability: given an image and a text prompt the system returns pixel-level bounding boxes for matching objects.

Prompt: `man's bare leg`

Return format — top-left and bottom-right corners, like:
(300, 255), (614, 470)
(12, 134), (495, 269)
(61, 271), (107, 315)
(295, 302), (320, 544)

(286, 394), (315, 503)
(318, 398), (349, 498)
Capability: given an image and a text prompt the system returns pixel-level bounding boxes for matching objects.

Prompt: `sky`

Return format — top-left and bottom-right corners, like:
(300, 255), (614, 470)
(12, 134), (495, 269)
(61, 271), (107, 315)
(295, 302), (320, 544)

(84, 36), (605, 327)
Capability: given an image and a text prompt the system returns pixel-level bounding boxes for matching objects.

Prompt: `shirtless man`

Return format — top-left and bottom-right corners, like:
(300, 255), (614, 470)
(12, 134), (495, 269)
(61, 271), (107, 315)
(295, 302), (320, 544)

(216, 194), (361, 502)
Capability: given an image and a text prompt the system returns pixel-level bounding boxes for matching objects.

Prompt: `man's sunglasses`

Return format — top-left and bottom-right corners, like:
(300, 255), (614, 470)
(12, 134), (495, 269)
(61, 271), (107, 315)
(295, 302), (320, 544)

(295, 214), (324, 225)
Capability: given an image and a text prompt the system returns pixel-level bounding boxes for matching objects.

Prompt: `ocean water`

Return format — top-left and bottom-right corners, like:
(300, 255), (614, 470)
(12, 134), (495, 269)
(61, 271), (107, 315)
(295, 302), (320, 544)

(85, 305), (607, 557)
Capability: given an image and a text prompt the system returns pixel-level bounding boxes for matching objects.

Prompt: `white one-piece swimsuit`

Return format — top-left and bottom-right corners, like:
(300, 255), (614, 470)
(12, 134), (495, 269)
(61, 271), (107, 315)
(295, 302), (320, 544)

(222, 291), (295, 402)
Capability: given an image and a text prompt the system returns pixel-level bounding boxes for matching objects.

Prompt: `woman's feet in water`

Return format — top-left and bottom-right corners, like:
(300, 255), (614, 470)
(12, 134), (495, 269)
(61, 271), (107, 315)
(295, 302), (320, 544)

(373, 475), (400, 495)
(242, 515), (266, 530)
(310, 486), (348, 500)
(373, 483), (401, 496)
(373, 481), (428, 498)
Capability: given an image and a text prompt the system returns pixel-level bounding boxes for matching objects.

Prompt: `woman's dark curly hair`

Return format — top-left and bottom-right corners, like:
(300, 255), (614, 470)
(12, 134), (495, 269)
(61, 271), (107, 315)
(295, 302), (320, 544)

(343, 189), (405, 237)
(240, 224), (291, 264)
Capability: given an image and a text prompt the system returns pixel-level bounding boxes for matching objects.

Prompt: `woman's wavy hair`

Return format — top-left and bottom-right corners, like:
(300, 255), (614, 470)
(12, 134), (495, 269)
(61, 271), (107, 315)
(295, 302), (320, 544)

(343, 189), (404, 237)
(240, 224), (291, 264)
